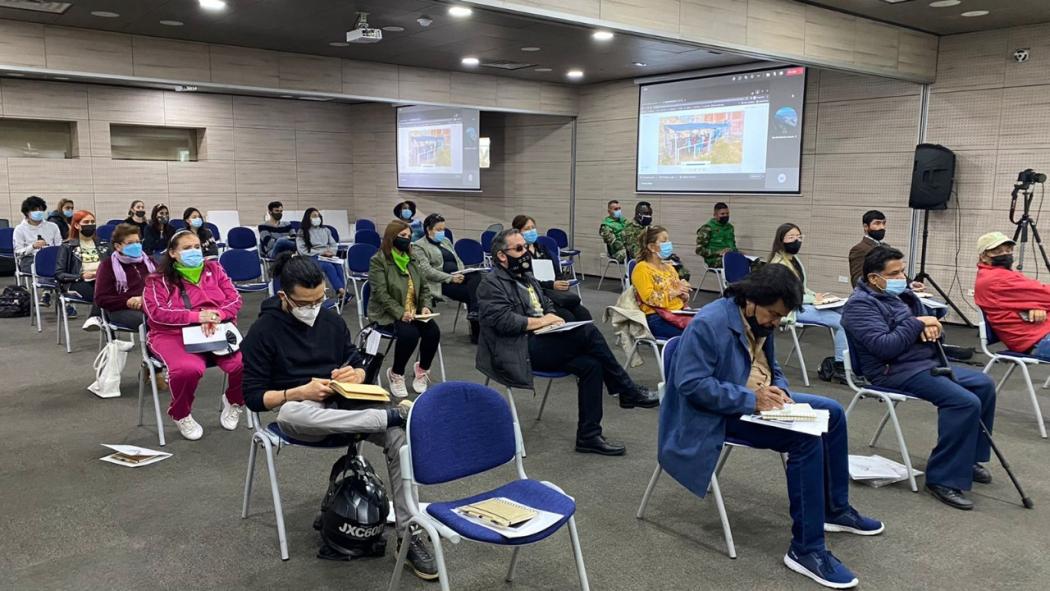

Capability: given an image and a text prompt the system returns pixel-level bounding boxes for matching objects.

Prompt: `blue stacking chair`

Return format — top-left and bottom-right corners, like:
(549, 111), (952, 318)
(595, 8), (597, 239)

(444, 228), (454, 243)
(722, 251), (752, 284)
(979, 310), (1048, 438)
(480, 230), (496, 267)
(0, 227), (21, 287)
(355, 229), (381, 249)
(362, 282), (447, 383)
(170, 219), (187, 230)
(96, 224), (116, 244)
(220, 249), (269, 294)
(387, 381), (591, 591)
(204, 222), (224, 249)
(623, 258), (669, 382)
(453, 239), (484, 268)
(536, 235), (580, 298)
(227, 227), (258, 250)
(58, 283), (93, 353)
(30, 246), (62, 332)
(546, 228), (579, 259)
(356, 219), (376, 233)
(105, 218), (124, 226)
(346, 243), (377, 327)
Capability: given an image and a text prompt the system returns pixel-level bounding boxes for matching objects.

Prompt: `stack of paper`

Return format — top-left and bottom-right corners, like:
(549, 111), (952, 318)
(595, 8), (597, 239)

(848, 454), (923, 487)
(453, 497), (565, 539)
(99, 444), (172, 468)
(760, 403), (818, 421)
(534, 320), (592, 335)
(814, 296), (846, 310)
(742, 405), (830, 436)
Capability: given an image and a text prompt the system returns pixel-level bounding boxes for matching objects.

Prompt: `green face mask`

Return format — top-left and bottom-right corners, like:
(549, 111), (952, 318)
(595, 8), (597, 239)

(391, 249), (410, 274)
(174, 261), (204, 284)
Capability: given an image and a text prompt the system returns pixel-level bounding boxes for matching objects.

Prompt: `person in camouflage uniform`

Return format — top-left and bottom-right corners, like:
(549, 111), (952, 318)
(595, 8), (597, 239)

(624, 201), (690, 281)
(599, 199), (627, 263)
(695, 202), (736, 268)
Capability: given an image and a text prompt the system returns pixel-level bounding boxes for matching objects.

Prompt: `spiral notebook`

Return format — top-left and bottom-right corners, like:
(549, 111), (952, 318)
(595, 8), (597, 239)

(457, 497), (537, 528)
(330, 381), (391, 403)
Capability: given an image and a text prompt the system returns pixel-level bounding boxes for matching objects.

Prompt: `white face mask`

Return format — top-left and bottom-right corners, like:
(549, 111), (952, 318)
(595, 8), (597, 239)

(290, 303), (322, 327)
(311, 216), (321, 226)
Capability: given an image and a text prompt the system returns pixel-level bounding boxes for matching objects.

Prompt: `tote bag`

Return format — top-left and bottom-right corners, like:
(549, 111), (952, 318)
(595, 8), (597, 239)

(88, 339), (135, 398)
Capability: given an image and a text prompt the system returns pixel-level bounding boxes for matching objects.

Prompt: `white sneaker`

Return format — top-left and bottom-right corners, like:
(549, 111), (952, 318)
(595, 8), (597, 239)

(82, 316), (103, 332)
(220, 395), (243, 431)
(412, 362), (431, 394)
(175, 415), (204, 440)
(387, 368), (409, 398)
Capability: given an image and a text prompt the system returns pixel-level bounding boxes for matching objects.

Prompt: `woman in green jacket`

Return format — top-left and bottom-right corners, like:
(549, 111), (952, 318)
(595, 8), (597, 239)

(412, 213), (483, 343)
(367, 220), (441, 398)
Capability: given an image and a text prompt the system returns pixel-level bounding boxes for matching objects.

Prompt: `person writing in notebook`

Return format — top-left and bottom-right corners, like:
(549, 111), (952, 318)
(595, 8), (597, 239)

(476, 229), (658, 457)
(658, 264), (882, 589)
(241, 253), (437, 582)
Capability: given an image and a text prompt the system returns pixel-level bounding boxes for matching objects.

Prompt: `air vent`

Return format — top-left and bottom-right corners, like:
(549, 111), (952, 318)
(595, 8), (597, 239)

(480, 60), (536, 71)
(0, 1), (73, 14)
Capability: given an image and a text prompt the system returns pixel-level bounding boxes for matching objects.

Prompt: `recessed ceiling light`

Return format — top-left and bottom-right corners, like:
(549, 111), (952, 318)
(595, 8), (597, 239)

(199, 0), (226, 11)
(632, 62), (648, 67)
(279, 95), (294, 98)
(592, 30), (614, 41)
(929, 0), (960, 6)
(54, 76), (70, 80)
(961, 10), (989, 16)
(382, 26), (405, 32)
(329, 41), (350, 47)
(90, 10), (119, 18)
(520, 46), (541, 52)
(534, 67), (553, 72)
(566, 69), (584, 80)
(159, 19), (184, 26)
(461, 56), (480, 67)
(448, 6), (472, 17)
(7, 72), (25, 77)
(299, 96), (332, 101)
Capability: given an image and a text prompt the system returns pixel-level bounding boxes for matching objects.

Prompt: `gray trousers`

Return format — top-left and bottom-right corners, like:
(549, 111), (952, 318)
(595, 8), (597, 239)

(277, 400), (411, 534)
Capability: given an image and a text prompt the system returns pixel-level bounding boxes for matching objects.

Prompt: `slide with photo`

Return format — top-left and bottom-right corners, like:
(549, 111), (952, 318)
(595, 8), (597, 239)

(397, 105), (480, 191)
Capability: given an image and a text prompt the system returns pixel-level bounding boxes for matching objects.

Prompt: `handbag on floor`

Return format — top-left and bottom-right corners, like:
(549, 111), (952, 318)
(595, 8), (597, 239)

(88, 339), (135, 398)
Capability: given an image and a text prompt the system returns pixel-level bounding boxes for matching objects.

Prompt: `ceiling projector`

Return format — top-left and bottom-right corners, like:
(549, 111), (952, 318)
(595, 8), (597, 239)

(347, 12), (382, 44)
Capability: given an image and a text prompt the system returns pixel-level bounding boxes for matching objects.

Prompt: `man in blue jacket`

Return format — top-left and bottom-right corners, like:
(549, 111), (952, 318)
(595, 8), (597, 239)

(659, 264), (882, 590)
(841, 246), (996, 511)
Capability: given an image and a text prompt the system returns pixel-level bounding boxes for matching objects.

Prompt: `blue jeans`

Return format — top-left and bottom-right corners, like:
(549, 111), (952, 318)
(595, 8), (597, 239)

(881, 366), (996, 490)
(725, 393), (850, 555)
(646, 313), (684, 339)
(1031, 332), (1050, 359)
(316, 259), (346, 292)
(796, 305), (847, 361)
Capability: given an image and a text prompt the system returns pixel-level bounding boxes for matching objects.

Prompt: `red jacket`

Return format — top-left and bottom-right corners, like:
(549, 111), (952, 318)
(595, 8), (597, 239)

(974, 263), (1050, 352)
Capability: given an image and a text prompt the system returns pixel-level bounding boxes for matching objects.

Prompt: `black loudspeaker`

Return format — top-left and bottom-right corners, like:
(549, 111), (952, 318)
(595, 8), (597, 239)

(908, 143), (956, 210)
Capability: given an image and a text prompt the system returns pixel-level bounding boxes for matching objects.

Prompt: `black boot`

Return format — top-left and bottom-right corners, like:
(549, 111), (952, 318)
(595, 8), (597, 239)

(469, 319), (480, 344)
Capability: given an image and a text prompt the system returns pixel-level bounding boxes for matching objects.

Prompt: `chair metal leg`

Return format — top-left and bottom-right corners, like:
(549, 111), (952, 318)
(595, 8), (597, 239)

(995, 363), (1016, 392)
(869, 404), (893, 448)
(505, 387), (527, 458)
(57, 299), (65, 347)
(437, 345), (447, 382)
(625, 340), (640, 367)
(452, 303), (462, 333)
(597, 259), (610, 291)
(536, 379), (554, 421)
(713, 444), (733, 479)
(260, 436), (289, 560)
(844, 392), (862, 418)
(137, 366), (145, 426)
(789, 326), (810, 387)
(567, 516), (591, 591)
(885, 402), (919, 492)
(387, 516), (415, 591)
(647, 341), (664, 382)
(709, 474), (737, 559)
(33, 284), (42, 332)
(505, 546), (521, 582)
(1017, 363), (1048, 439)
(636, 464), (663, 519)
(242, 436), (258, 518)
(147, 363), (166, 447)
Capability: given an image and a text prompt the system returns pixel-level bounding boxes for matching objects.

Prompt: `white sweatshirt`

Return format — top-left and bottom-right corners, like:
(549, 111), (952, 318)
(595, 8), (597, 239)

(13, 219), (62, 260)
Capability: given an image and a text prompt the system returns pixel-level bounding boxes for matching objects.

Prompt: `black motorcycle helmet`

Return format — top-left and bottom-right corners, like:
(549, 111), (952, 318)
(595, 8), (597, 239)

(318, 450), (390, 560)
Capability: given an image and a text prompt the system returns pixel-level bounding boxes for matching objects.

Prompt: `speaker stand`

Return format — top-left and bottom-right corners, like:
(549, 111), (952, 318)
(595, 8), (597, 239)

(912, 209), (974, 327)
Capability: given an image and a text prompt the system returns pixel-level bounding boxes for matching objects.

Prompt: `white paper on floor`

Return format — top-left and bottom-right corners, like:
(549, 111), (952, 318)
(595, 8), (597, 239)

(849, 454), (923, 488)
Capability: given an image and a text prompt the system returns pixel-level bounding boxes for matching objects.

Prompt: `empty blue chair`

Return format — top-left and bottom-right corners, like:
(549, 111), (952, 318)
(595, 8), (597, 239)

(480, 230), (496, 254)
(454, 239), (484, 267)
(324, 224), (341, 243)
(722, 251), (752, 284)
(388, 381), (590, 591)
(220, 249), (269, 293)
(346, 243), (378, 326)
(227, 227), (258, 250)
(355, 219), (376, 233)
(170, 219), (186, 230)
(355, 229), (381, 248)
(95, 224), (116, 243)
(105, 219), (124, 226)
(444, 228), (454, 243)
(547, 228), (579, 257)
(30, 246), (62, 332)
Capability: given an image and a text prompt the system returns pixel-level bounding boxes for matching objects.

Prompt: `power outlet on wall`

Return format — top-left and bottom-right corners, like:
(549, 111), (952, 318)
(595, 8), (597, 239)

(838, 275), (850, 284)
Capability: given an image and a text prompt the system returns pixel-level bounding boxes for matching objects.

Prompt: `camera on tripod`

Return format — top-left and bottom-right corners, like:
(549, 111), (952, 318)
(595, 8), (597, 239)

(1016, 168), (1046, 189)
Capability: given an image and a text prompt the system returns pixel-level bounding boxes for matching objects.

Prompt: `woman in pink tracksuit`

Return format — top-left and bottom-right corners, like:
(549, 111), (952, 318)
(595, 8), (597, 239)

(143, 229), (245, 441)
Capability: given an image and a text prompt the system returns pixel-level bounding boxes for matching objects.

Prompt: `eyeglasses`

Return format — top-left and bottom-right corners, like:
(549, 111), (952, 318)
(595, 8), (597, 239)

(502, 245), (527, 254)
(284, 289), (328, 308)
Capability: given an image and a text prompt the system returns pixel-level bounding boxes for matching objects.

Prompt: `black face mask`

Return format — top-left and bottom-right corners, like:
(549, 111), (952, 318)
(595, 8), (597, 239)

(133, 211), (145, 219)
(506, 250), (532, 275)
(393, 236), (412, 252)
(989, 254), (1014, 269)
(867, 229), (886, 241)
(79, 224), (96, 238)
(637, 214), (652, 226)
(157, 215), (169, 224)
(272, 212), (283, 221)
(783, 240), (802, 255)
(718, 216), (730, 225)
(746, 310), (775, 339)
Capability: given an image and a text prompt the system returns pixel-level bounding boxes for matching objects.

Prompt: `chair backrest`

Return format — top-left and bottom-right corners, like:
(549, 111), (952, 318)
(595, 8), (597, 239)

(626, 258), (638, 284)
(722, 251), (751, 283)
(0, 218), (9, 229)
(444, 228), (454, 243)
(480, 230), (496, 253)
(324, 224), (340, 243)
(227, 227), (258, 250)
(170, 219), (186, 230)
(454, 238), (484, 266)
(979, 310), (1000, 346)
(219, 249), (263, 282)
(535, 235), (561, 263)
(842, 333), (868, 390)
(0, 227), (14, 253)
(347, 243), (378, 273)
(355, 229), (381, 248)
(362, 281), (371, 311)
(484, 223), (503, 235)
(547, 228), (569, 249)
(659, 336), (682, 401)
(33, 245), (61, 279)
(106, 219), (124, 227)
(408, 382), (517, 485)
(96, 224), (116, 243)
(289, 220), (301, 232)
(204, 222), (221, 242)
(355, 219), (376, 233)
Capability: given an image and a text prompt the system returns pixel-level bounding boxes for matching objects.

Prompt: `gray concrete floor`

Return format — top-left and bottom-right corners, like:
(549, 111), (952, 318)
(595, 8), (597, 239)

(4, 278), (1050, 591)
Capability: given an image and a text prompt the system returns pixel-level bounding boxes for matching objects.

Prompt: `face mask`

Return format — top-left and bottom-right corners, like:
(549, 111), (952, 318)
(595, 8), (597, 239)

(133, 211), (145, 219)
(122, 243), (143, 258)
(637, 214), (652, 227)
(288, 299), (322, 327)
(311, 216), (321, 226)
(612, 210), (623, 219)
(393, 236), (412, 252)
(29, 211), (45, 222)
(63, 209), (74, 218)
(433, 230), (446, 243)
(783, 240), (802, 255)
(522, 229), (539, 244)
(867, 229), (886, 241)
(79, 224), (96, 238)
(178, 248), (204, 268)
(879, 277), (907, 296)
(401, 208), (413, 220)
(989, 254), (1013, 269)
(746, 308), (775, 339)
(658, 241), (673, 259)
(190, 218), (203, 229)
(272, 212), (283, 221)
(158, 215), (169, 224)
(506, 249), (532, 275)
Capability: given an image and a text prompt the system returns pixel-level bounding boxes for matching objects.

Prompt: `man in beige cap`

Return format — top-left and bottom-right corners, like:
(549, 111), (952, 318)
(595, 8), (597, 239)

(973, 231), (1050, 357)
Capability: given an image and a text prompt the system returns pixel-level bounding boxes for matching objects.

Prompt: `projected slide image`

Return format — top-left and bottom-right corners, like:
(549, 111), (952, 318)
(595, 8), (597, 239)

(399, 124), (463, 175)
(657, 111), (745, 167)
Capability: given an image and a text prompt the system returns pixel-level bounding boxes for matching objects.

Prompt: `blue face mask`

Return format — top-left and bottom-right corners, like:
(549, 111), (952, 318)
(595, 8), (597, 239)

(401, 208), (413, 220)
(433, 230), (446, 243)
(63, 209), (74, 218)
(122, 242), (143, 258)
(190, 217), (203, 229)
(659, 241), (674, 259)
(882, 277), (908, 296)
(612, 210), (622, 219)
(522, 229), (539, 244)
(178, 248), (204, 268)
(29, 211), (45, 222)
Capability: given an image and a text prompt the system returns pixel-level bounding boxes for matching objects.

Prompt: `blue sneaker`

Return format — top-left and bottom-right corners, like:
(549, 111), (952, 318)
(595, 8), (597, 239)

(784, 548), (859, 589)
(65, 305), (78, 319)
(825, 507), (884, 536)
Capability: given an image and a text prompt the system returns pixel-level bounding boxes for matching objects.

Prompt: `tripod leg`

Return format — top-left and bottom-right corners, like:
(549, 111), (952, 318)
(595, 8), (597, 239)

(1024, 220), (1050, 274)
(980, 420), (1034, 509)
(923, 275), (974, 328)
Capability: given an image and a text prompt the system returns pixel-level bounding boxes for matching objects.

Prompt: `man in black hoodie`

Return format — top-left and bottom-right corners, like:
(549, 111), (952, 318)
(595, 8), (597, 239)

(241, 254), (436, 581)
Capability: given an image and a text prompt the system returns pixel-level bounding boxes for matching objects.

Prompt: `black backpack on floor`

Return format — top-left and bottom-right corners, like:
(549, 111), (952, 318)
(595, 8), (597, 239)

(0, 285), (31, 318)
